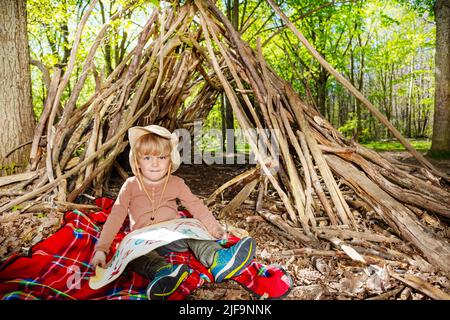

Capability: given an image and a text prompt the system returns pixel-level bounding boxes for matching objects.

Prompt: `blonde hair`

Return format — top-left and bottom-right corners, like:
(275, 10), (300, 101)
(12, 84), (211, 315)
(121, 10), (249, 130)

(134, 133), (172, 157)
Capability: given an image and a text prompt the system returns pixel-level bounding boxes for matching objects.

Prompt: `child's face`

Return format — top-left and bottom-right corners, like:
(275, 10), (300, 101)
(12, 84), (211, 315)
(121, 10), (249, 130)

(137, 154), (171, 182)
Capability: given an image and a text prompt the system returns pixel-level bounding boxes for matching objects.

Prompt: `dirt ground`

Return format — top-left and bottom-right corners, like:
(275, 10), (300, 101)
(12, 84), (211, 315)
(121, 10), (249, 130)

(1, 152), (449, 300)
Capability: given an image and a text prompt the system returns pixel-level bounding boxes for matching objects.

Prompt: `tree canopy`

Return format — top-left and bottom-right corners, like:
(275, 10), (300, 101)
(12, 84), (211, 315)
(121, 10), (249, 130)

(25, 0), (438, 144)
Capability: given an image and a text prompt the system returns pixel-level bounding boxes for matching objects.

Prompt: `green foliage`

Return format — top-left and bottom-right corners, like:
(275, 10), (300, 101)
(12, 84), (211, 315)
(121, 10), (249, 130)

(0, 162), (26, 175)
(404, 0), (435, 19)
(148, 0), (160, 7)
(338, 113), (371, 143)
(201, 100), (223, 152)
(242, 0), (436, 142)
(12, 205), (23, 212)
(363, 139), (431, 151)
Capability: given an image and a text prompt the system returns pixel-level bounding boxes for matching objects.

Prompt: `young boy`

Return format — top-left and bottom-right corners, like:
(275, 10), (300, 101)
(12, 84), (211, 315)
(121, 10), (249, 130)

(90, 125), (256, 299)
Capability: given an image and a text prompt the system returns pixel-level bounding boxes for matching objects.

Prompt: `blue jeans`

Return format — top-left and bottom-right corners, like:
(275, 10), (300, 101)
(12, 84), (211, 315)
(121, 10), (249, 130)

(127, 239), (222, 280)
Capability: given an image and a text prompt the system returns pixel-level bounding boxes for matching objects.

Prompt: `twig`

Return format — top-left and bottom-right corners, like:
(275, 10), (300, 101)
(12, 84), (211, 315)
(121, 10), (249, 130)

(5, 140), (34, 158)
(388, 270), (450, 300)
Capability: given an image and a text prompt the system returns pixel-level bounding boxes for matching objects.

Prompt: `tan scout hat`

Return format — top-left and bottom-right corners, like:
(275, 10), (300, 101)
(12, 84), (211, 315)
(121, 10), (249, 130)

(128, 125), (181, 175)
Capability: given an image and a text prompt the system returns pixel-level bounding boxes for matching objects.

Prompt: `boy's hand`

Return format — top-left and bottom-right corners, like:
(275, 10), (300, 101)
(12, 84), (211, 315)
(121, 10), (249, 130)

(91, 251), (107, 269)
(211, 224), (227, 239)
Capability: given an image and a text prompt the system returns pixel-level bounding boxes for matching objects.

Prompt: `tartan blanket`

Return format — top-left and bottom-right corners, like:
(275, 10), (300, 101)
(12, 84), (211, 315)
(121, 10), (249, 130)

(0, 197), (292, 300)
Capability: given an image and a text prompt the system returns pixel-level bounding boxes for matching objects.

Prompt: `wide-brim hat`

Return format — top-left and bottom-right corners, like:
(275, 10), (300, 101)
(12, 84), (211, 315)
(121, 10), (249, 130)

(128, 125), (180, 175)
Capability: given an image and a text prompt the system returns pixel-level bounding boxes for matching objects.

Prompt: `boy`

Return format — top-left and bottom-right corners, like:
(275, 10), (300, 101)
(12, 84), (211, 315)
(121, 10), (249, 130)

(91, 125), (256, 299)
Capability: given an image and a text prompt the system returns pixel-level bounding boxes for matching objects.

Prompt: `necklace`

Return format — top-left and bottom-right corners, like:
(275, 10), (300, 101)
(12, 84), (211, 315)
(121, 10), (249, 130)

(148, 186), (163, 221)
(135, 157), (172, 223)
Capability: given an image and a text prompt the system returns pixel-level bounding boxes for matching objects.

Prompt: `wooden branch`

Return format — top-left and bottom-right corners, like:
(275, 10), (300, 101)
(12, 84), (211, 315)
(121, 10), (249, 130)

(2, 201), (102, 215)
(5, 140), (33, 158)
(221, 178), (259, 216)
(203, 21), (278, 162)
(366, 287), (404, 300)
(298, 131), (339, 225)
(30, 59), (50, 90)
(46, 0), (99, 157)
(256, 208), (320, 247)
(68, 141), (128, 202)
(286, 88), (357, 229)
(246, 215), (265, 223)
(113, 162), (129, 182)
(341, 145), (448, 200)
(389, 271), (450, 300)
(206, 167), (260, 206)
(280, 247), (338, 257)
(315, 227), (401, 243)
(325, 154), (450, 272)
(203, 0), (267, 98)
(280, 248), (408, 268)
(0, 172), (38, 188)
(30, 68), (61, 170)
(255, 176), (268, 212)
(336, 149), (450, 216)
(322, 236), (366, 263)
(279, 105), (317, 228)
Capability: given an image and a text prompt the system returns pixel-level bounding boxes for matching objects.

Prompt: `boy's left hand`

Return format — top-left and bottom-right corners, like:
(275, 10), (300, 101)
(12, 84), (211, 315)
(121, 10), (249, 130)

(211, 224), (227, 239)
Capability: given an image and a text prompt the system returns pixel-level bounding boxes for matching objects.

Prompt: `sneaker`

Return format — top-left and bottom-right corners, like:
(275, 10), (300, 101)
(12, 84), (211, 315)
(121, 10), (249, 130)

(146, 264), (190, 300)
(210, 237), (256, 283)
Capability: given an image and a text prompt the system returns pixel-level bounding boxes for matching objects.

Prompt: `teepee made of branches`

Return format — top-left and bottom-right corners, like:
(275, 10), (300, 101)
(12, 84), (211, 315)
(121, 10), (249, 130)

(1, 0), (450, 273)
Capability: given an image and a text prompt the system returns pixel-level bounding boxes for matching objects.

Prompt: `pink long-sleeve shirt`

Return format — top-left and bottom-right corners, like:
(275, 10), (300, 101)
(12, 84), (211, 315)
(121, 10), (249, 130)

(94, 175), (222, 254)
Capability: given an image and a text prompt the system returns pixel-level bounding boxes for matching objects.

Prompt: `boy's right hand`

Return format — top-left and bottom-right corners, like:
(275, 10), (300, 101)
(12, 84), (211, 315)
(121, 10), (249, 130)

(91, 251), (106, 269)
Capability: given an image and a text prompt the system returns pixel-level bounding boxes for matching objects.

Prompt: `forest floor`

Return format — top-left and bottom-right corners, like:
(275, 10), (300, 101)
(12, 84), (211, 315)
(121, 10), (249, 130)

(0, 151), (449, 300)
(182, 151), (450, 300)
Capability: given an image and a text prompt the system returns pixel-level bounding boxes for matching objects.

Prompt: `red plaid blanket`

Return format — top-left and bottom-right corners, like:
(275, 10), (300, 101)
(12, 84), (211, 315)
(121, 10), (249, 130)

(0, 197), (292, 300)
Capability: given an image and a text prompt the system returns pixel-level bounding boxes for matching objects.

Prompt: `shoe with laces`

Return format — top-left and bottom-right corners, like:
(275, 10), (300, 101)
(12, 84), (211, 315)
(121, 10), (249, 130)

(146, 264), (190, 300)
(210, 237), (256, 283)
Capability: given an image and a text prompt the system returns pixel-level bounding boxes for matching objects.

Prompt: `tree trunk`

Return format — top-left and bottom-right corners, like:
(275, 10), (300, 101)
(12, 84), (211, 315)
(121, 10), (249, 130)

(221, 93), (227, 153)
(316, 66), (329, 118)
(224, 95), (235, 154)
(0, 0), (36, 176)
(355, 50), (365, 142)
(224, 0), (238, 155)
(99, 0), (113, 76)
(430, 0), (450, 156)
